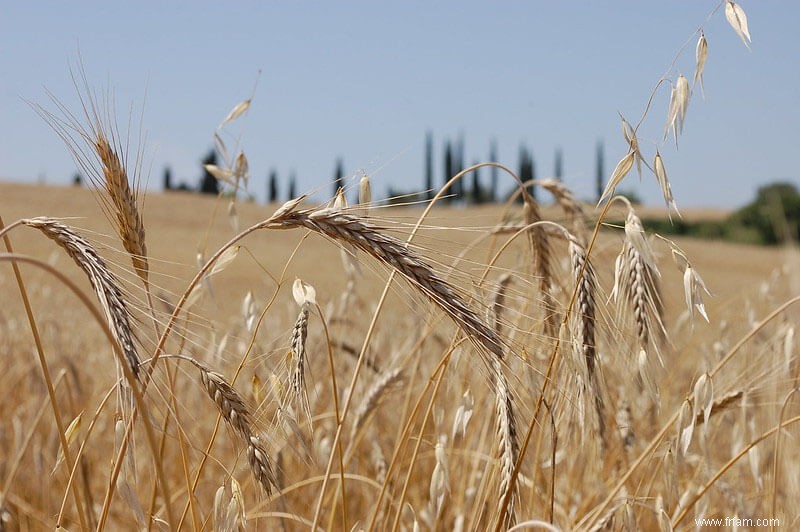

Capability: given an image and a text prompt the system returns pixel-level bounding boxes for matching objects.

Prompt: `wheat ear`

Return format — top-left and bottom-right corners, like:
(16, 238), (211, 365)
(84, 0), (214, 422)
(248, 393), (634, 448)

(535, 178), (590, 237)
(492, 357), (519, 528)
(568, 234), (597, 376)
(35, 89), (149, 285)
(350, 367), (404, 442)
(263, 206), (505, 361)
(285, 306), (312, 427)
(21, 217), (140, 377)
(522, 191), (558, 340)
(262, 203), (520, 522)
(94, 135), (149, 284)
(170, 355), (278, 495)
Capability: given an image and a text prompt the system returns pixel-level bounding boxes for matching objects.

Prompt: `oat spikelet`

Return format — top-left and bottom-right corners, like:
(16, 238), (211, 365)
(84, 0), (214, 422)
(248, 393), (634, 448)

(694, 32), (708, 97)
(612, 208), (666, 354)
(725, 1), (752, 49)
(599, 150), (635, 205)
(95, 134), (149, 284)
(21, 217), (140, 377)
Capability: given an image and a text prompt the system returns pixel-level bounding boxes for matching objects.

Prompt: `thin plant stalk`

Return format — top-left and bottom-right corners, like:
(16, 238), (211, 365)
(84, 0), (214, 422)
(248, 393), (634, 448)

(672, 414), (800, 527)
(390, 344), (456, 531)
(770, 387), (799, 531)
(174, 236), (308, 530)
(0, 370), (66, 509)
(57, 383), (118, 527)
(0, 217), (90, 531)
(0, 252), (161, 529)
(577, 294), (800, 529)
(313, 303), (348, 532)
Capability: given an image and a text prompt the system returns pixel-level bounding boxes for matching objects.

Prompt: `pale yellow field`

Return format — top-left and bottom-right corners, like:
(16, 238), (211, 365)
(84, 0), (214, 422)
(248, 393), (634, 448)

(1, 181), (798, 530)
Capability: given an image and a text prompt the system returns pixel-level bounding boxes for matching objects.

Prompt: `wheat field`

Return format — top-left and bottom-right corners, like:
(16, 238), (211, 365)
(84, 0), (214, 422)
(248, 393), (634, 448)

(2, 2), (799, 530)
(1, 176), (797, 531)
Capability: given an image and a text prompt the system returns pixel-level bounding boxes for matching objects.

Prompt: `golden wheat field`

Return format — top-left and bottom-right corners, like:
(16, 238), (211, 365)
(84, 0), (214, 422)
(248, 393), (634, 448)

(1, 2), (799, 530)
(1, 176), (799, 531)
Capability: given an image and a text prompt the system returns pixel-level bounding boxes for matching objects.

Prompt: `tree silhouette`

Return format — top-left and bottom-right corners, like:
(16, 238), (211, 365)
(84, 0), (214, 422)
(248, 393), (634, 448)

(554, 147), (563, 181)
(199, 150), (219, 195)
(453, 134), (465, 201)
(72, 172), (83, 187)
(729, 182), (800, 244)
(519, 145), (535, 201)
(288, 171), (297, 201)
(268, 169), (278, 203)
(332, 158), (344, 199)
(163, 166), (172, 191)
(489, 139), (498, 203)
(443, 140), (454, 203)
(471, 160), (483, 204)
(595, 140), (605, 203)
(425, 131), (434, 200)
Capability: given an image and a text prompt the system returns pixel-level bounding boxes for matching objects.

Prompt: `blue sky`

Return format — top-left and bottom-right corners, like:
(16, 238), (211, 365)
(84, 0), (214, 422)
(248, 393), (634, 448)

(1, 1), (798, 208)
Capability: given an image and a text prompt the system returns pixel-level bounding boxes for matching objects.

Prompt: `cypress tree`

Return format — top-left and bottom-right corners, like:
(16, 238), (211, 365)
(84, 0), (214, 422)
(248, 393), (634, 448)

(199, 150), (219, 195)
(453, 134), (465, 202)
(425, 131), (434, 200)
(268, 169), (278, 203)
(163, 166), (172, 191)
(288, 171), (297, 201)
(471, 160), (482, 204)
(554, 147), (563, 181)
(489, 138), (498, 203)
(595, 140), (605, 203)
(443, 141), (453, 203)
(519, 145), (536, 201)
(333, 158), (344, 198)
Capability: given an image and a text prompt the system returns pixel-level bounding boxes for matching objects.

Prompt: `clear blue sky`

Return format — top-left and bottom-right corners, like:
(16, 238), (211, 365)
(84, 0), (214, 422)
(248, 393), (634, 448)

(1, 1), (798, 208)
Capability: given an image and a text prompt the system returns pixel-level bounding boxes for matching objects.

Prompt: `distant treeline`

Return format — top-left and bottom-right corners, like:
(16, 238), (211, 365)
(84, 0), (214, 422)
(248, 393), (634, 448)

(134, 132), (610, 205)
(635, 183), (800, 246)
